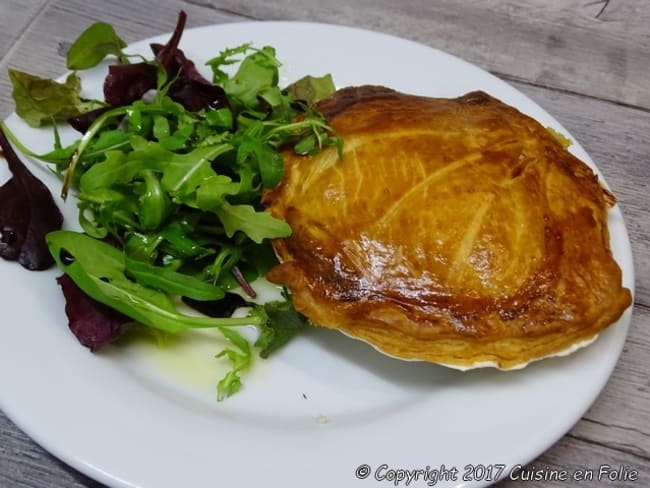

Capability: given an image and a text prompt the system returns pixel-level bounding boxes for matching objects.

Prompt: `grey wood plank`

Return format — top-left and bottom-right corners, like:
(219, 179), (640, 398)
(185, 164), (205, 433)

(498, 435), (650, 487)
(0, 421), (103, 488)
(196, 0), (650, 110)
(2, 0), (650, 113)
(570, 305), (650, 458)
(0, 0), (48, 61)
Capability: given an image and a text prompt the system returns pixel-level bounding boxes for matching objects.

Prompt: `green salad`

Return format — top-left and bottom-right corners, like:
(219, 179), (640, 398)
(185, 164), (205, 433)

(0, 11), (341, 400)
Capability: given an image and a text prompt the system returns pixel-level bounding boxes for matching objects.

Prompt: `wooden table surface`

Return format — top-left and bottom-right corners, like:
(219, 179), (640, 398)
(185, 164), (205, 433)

(0, 1), (648, 487)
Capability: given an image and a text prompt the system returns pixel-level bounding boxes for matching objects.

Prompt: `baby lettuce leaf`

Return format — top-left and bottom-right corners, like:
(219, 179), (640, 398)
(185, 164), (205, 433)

(285, 74), (336, 105)
(206, 44), (296, 121)
(222, 46), (280, 112)
(9, 70), (104, 128)
(66, 22), (127, 70)
(0, 124), (63, 269)
(206, 44), (254, 86)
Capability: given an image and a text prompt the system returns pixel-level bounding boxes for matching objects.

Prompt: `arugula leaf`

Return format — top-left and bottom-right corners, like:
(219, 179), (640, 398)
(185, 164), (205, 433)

(123, 232), (164, 262)
(215, 201), (291, 243)
(161, 144), (233, 197)
(215, 326), (251, 400)
(79, 150), (131, 192)
(159, 219), (213, 258)
(137, 170), (172, 230)
(124, 256), (225, 301)
(193, 175), (241, 209)
(9, 70), (104, 128)
(254, 297), (309, 358)
(66, 22), (127, 70)
(235, 126), (284, 187)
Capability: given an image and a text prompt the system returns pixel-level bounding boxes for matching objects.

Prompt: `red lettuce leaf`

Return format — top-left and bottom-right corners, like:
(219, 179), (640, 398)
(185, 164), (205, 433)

(56, 273), (131, 351)
(102, 10), (228, 112)
(67, 106), (111, 133)
(0, 177), (29, 260)
(151, 41), (210, 85)
(0, 126), (63, 270)
(152, 10), (188, 73)
(103, 62), (157, 107)
(166, 78), (229, 112)
(181, 293), (250, 318)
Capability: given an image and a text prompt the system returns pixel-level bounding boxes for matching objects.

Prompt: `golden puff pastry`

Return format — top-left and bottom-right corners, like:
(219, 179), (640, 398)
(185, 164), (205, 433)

(263, 86), (632, 369)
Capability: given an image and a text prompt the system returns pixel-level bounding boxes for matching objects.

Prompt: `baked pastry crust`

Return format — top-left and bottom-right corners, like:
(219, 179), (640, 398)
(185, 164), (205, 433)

(264, 86), (632, 369)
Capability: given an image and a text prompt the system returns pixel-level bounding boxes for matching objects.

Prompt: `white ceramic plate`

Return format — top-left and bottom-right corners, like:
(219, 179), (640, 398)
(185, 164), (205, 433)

(0, 21), (634, 488)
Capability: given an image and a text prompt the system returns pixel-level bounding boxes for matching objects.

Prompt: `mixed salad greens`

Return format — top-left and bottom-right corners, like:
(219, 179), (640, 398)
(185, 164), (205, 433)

(0, 11), (341, 400)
